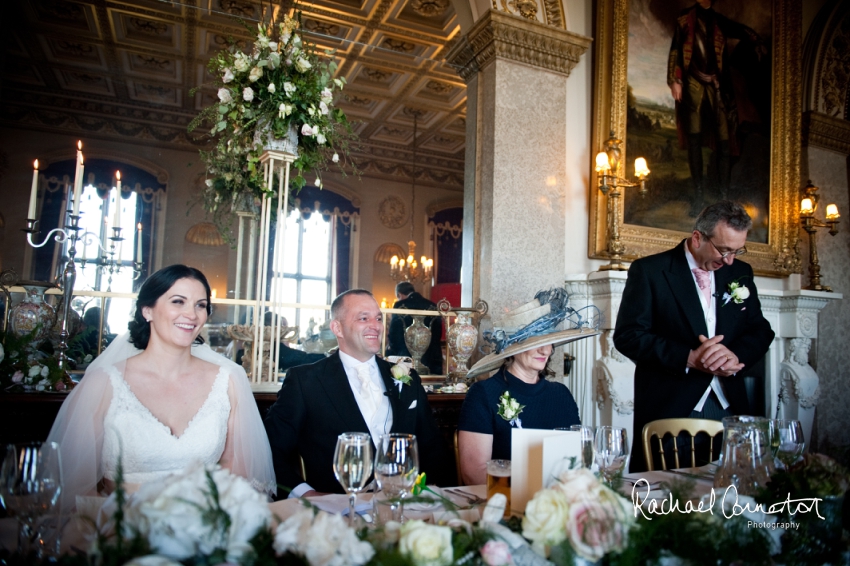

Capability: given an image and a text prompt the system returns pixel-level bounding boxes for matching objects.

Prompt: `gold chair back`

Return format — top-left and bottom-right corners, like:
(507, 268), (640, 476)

(454, 429), (463, 485)
(642, 418), (723, 471)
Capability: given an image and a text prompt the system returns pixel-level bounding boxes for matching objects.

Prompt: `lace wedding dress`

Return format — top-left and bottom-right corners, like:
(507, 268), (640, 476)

(46, 333), (276, 511)
(101, 365), (230, 485)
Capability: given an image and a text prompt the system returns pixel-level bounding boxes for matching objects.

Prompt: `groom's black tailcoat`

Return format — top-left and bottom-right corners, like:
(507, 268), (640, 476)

(264, 351), (451, 496)
(613, 240), (775, 472)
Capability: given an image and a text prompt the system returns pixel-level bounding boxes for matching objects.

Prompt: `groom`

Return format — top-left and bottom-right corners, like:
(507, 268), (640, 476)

(614, 201), (774, 472)
(265, 289), (451, 498)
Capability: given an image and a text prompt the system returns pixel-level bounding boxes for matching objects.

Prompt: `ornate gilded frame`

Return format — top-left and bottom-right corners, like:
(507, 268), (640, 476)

(589, 0), (802, 276)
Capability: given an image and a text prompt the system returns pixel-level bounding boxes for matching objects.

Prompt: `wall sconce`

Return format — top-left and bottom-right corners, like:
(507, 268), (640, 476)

(595, 131), (649, 271)
(799, 180), (840, 291)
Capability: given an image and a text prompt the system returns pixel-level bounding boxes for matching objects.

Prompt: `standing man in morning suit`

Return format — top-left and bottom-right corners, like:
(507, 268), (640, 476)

(265, 289), (451, 498)
(386, 281), (443, 375)
(614, 201), (774, 472)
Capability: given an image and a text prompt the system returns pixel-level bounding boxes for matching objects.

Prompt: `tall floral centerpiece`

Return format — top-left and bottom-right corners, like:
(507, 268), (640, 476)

(190, 12), (356, 232)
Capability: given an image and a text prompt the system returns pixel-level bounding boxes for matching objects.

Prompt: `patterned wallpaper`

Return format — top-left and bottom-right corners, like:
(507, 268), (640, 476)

(804, 146), (850, 464)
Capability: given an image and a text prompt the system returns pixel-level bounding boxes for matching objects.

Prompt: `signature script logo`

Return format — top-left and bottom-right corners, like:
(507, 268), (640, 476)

(629, 480), (824, 521)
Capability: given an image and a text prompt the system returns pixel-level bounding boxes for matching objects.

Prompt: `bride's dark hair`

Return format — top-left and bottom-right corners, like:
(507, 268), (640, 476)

(129, 264), (212, 349)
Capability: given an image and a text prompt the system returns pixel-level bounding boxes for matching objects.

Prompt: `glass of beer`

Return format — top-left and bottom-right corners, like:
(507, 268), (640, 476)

(486, 459), (511, 518)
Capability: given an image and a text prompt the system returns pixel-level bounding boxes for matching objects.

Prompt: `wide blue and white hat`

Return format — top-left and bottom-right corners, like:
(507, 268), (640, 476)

(465, 288), (600, 379)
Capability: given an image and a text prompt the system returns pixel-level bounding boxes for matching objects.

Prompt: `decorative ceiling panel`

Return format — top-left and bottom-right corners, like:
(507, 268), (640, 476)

(2, 0), (467, 190)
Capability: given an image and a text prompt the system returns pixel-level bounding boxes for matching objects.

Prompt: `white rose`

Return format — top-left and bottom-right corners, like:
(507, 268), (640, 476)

(222, 68), (234, 83)
(480, 540), (512, 566)
(398, 520), (453, 566)
(269, 41), (279, 52)
(205, 179), (213, 187)
(283, 82), (296, 96)
(321, 87), (333, 103)
(522, 488), (570, 555)
(566, 489), (632, 562)
(273, 508), (374, 566)
(243, 87), (254, 102)
(41, 366), (49, 377)
(301, 124), (314, 136)
(295, 57), (312, 73)
(319, 101), (329, 115)
(233, 54), (249, 73)
(267, 83), (276, 93)
(332, 153), (339, 163)
(217, 88), (232, 103)
(553, 468), (601, 502)
(248, 66), (263, 82)
(273, 510), (313, 555)
(733, 286), (750, 301)
(211, 468), (272, 562)
(316, 133), (326, 145)
(28, 365), (42, 378)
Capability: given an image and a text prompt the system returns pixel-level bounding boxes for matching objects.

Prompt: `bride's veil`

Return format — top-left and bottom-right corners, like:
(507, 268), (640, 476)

(47, 332), (277, 511)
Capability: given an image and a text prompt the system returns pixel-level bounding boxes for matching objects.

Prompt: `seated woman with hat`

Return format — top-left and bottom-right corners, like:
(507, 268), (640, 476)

(456, 289), (598, 485)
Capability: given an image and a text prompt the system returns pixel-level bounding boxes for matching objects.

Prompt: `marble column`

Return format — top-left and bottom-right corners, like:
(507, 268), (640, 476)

(448, 10), (591, 311)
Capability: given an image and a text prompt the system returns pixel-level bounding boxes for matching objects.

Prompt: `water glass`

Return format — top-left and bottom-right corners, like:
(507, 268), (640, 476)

(594, 426), (629, 484)
(332, 432), (373, 526)
(1, 442), (62, 556)
(570, 425), (595, 468)
(774, 420), (805, 468)
(374, 433), (419, 522)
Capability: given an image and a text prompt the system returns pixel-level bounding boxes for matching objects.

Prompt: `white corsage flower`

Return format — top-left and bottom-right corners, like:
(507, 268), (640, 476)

(398, 520), (453, 566)
(497, 391), (524, 428)
(217, 88), (232, 103)
(721, 278), (751, 307)
(390, 360), (412, 394)
(242, 87), (254, 102)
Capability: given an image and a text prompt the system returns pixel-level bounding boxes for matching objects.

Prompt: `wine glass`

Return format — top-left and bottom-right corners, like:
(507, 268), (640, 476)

(332, 432), (373, 526)
(775, 420), (805, 469)
(595, 426), (629, 484)
(374, 433), (419, 523)
(1, 443), (62, 556)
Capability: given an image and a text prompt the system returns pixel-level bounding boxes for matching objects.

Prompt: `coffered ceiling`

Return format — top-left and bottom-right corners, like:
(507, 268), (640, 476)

(1, 0), (466, 188)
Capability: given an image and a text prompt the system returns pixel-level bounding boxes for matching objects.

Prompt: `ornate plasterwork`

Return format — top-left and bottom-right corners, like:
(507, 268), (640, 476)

(803, 111), (850, 155)
(779, 338), (821, 409)
(446, 10), (591, 82)
(378, 196), (408, 229)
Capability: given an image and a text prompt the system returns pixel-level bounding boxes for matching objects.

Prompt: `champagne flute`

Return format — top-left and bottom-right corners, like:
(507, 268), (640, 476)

(332, 433), (373, 526)
(570, 425), (596, 469)
(775, 420), (805, 469)
(595, 426), (629, 484)
(374, 433), (419, 523)
(768, 419), (781, 459)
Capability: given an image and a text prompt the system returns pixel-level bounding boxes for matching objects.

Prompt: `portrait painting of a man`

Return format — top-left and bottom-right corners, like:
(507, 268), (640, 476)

(624, 0), (772, 243)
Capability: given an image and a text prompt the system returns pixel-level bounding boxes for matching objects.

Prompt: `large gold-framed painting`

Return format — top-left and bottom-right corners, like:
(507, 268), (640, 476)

(589, 0), (802, 276)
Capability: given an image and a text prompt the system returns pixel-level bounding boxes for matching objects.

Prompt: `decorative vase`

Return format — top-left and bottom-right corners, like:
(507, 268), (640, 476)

(447, 311), (478, 383)
(404, 316), (431, 375)
(9, 282), (58, 346)
(714, 415), (774, 495)
(253, 122), (299, 156)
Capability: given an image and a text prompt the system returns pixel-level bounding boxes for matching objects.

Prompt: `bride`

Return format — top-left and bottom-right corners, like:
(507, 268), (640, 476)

(47, 265), (275, 510)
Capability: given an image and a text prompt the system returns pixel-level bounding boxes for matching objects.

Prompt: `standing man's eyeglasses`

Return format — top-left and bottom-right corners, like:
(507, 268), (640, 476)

(700, 232), (748, 259)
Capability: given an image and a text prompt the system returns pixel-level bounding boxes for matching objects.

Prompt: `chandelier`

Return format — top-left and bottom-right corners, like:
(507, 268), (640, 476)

(390, 112), (433, 283)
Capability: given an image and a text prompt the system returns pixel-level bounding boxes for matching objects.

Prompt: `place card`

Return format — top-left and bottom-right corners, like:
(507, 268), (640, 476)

(511, 429), (581, 513)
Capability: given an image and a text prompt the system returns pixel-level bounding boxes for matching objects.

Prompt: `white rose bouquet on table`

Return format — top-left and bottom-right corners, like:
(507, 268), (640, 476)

(98, 463), (272, 563)
(274, 507), (375, 566)
(522, 467), (633, 562)
(190, 12), (358, 237)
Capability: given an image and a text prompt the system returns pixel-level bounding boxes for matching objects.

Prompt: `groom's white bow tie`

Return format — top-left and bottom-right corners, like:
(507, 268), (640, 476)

(356, 364), (382, 421)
